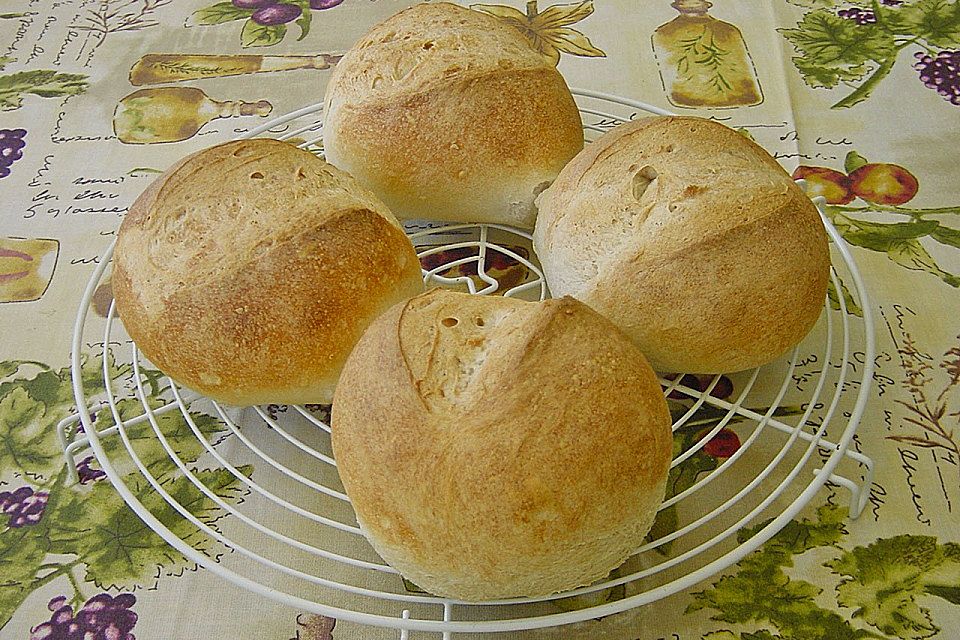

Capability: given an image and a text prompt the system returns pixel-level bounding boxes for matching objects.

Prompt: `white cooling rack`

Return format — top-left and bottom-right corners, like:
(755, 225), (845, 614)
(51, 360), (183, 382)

(62, 89), (876, 637)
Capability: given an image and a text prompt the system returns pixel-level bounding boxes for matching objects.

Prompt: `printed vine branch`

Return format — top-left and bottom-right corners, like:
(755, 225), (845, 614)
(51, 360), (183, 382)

(72, 0), (172, 60)
(888, 333), (960, 481)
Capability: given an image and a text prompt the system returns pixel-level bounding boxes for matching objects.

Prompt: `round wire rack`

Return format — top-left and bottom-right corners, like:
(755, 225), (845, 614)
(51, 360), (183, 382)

(65, 89), (876, 637)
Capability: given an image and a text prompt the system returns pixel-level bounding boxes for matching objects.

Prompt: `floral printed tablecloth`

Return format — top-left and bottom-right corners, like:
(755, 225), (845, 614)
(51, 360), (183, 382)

(2, 1), (959, 638)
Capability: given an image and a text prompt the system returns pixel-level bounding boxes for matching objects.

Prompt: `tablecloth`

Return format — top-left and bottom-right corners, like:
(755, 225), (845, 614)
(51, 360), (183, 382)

(2, 0), (959, 638)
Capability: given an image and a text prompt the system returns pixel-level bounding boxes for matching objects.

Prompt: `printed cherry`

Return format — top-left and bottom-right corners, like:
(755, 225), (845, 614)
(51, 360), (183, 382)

(664, 374), (734, 400)
(232, 0), (278, 8)
(848, 162), (919, 206)
(701, 428), (741, 458)
(251, 3), (302, 25)
(792, 166), (854, 204)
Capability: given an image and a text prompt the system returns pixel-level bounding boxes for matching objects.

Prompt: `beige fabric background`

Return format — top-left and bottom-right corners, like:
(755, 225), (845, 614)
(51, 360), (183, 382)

(2, 1), (959, 638)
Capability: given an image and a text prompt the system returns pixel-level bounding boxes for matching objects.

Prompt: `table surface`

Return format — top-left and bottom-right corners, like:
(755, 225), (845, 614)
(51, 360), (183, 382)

(2, 1), (959, 638)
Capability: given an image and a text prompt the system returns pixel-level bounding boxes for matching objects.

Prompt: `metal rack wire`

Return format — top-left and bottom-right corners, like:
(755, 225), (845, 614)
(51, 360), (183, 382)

(62, 90), (876, 637)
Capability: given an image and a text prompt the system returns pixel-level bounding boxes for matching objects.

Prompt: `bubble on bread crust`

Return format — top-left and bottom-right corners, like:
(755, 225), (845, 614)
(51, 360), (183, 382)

(441, 317), (459, 327)
(474, 316), (485, 327)
(250, 172), (264, 180)
(422, 41), (435, 50)
(632, 166), (659, 201)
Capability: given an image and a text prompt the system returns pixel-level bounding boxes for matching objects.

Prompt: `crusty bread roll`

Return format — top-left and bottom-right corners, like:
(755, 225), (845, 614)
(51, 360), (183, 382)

(113, 139), (424, 406)
(332, 289), (672, 601)
(322, 2), (584, 228)
(533, 116), (830, 374)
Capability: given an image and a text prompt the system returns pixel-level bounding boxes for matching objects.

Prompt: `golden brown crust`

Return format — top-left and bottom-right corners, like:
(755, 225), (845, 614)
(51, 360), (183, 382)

(332, 290), (672, 600)
(533, 116), (831, 373)
(322, 2), (583, 228)
(113, 139), (424, 405)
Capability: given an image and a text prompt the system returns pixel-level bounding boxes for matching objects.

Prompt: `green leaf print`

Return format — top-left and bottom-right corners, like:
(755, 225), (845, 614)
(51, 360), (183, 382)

(0, 70), (88, 111)
(839, 219), (939, 251)
(829, 536), (960, 640)
(827, 277), (864, 317)
(792, 58), (869, 89)
(94, 397), (229, 475)
(0, 523), (49, 628)
(886, 239), (960, 287)
(929, 224), (960, 249)
(187, 2), (252, 27)
(785, 0), (837, 8)
(844, 150), (869, 174)
(0, 361), (21, 380)
(780, 10), (898, 72)
(293, 0), (312, 41)
(691, 505), (886, 640)
(0, 353), (254, 633)
(898, 0), (960, 48)
(924, 584), (960, 605)
(77, 467), (250, 591)
(0, 387), (60, 479)
(781, 0), (960, 108)
(240, 20), (287, 48)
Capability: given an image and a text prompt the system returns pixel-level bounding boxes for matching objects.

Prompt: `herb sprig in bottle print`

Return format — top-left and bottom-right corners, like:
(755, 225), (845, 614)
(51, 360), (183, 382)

(652, 0), (762, 108)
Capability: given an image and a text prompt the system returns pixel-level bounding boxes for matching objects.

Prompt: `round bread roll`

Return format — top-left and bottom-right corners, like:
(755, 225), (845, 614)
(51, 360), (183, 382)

(332, 289), (672, 601)
(322, 2), (584, 228)
(533, 116), (830, 374)
(113, 139), (424, 406)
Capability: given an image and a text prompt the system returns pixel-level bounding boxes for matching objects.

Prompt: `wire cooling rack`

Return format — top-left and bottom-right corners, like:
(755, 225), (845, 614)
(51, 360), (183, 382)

(63, 89), (876, 637)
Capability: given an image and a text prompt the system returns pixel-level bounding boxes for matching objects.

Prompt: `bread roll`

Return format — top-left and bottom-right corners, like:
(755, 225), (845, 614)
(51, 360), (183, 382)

(332, 289), (672, 601)
(113, 139), (424, 405)
(533, 116), (830, 373)
(322, 2), (584, 228)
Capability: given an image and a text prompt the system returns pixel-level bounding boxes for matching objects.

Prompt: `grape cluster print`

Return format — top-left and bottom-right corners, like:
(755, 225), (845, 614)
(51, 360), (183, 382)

(780, 0), (960, 109)
(914, 50), (960, 105)
(837, 7), (876, 24)
(0, 128), (25, 179)
(0, 355), (251, 633)
(189, 0), (346, 47)
(0, 486), (48, 528)
(30, 594), (138, 640)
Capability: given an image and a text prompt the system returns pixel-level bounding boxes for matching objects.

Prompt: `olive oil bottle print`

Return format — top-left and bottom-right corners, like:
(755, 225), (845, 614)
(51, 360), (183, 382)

(652, 0), (763, 108)
(0, 237), (59, 304)
(113, 87), (273, 144)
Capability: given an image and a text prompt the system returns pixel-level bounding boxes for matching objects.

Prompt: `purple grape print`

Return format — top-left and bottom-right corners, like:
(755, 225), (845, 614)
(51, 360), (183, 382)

(0, 486), (49, 527)
(31, 593), (138, 640)
(914, 50), (960, 106)
(77, 455), (107, 484)
(190, 0), (352, 47)
(251, 3), (301, 25)
(837, 7), (877, 25)
(0, 128), (26, 179)
(232, 0), (277, 7)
